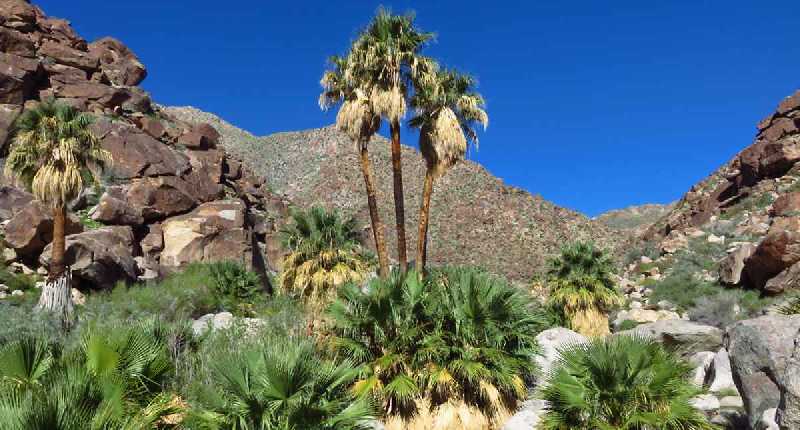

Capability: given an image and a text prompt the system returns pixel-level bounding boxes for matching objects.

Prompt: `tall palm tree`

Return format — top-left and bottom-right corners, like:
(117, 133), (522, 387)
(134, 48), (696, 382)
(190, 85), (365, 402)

(320, 55), (390, 278)
(4, 101), (111, 327)
(546, 242), (623, 337)
(278, 206), (370, 310)
(539, 335), (718, 430)
(409, 69), (488, 274)
(347, 7), (434, 273)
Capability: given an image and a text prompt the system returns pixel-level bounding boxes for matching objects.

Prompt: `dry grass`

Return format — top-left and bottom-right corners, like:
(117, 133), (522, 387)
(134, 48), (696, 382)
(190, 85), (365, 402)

(384, 397), (513, 430)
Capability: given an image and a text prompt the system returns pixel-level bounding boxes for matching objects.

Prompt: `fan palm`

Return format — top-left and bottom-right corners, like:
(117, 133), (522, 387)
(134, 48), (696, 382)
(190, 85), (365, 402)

(0, 320), (181, 429)
(409, 69), (488, 274)
(4, 100), (111, 327)
(183, 335), (375, 430)
(539, 335), (718, 430)
(327, 268), (539, 429)
(320, 54), (390, 278)
(278, 206), (370, 309)
(347, 7), (435, 273)
(546, 242), (623, 337)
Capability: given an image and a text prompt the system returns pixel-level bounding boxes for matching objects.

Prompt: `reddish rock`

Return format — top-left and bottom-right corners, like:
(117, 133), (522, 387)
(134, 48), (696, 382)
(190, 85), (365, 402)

(160, 200), (251, 268)
(119, 86), (151, 113)
(39, 226), (138, 288)
(5, 201), (83, 258)
(135, 116), (165, 139)
(90, 186), (144, 225)
(95, 122), (190, 179)
(0, 103), (21, 151)
(758, 136), (800, 179)
(187, 147), (225, 185)
(178, 123), (219, 149)
(126, 176), (198, 220)
(760, 118), (800, 142)
(744, 217), (800, 291)
(38, 17), (85, 48)
(39, 39), (98, 71)
(87, 37), (146, 86)
(0, 185), (32, 220)
(777, 91), (800, 116)
(771, 192), (800, 217)
(764, 262), (800, 294)
(0, 27), (35, 57)
(0, 53), (39, 104)
(0, 0), (37, 30)
(44, 62), (87, 85)
(224, 158), (242, 180)
(53, 82), (129, 109)
(141, 223), (163, 257)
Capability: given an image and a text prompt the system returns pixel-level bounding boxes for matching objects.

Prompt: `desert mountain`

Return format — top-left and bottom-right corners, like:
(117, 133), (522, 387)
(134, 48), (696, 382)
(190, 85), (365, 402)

(595, 202), (674, 237)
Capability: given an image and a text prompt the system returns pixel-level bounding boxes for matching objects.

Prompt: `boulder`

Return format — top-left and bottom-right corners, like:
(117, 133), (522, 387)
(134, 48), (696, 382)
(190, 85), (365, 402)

(0, 103), (20, 151)
(777, 333), (800, 430)
(726, 315), (800, 429)
(0, 52), (39, 104)
(0, 185), (32, 220)
(39, 226), (137, 289)
(772, 192), (800, 217)
(178, 123), (219, 149)
(87, 37), (146, 86)
(90, 186), (144, 225)
(191, 312), (266, 337)
(0, 0), (37, 30)
(762, 408), (780, 430)
(709, 348), (738, 394)
(43, 62), (87, 85)
(125, 176), (199, 219)
(744, 217), (800, 291)
(38, 17), (85, 48)
(0, 27), (35, 57)
(534, 327), (588, 379)
(38, 39), (98, 71)
(690, 394), (720, 412)
(613, 308), (681, 329)
(5, 201), (82, 257)
(619, 320), (723, 356)
(94, 121), (190, 180)
(52, 82), (129, 109)
(765, 262), (800, 294)
(160, 200), (251, 269)
(689, 351), (716, 387)
(135, 116), (165, 139)
(719, 243), (756, 285)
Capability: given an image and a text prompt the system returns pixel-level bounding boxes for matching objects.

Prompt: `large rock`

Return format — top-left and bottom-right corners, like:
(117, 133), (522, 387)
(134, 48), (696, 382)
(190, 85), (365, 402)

(709, 348), (738, 394)
(613, 308), (681, 328)
(726, 315), (800, 429)
(765, 261), (800, 294)
(51, 82), (130, 110)
(777, 333), (800, 430)
(535, 327), (588, 378)
(0, 0), (37, 30)
(0, 27), (35, 57)
(0, 185), (32, 220)
(39, 226), (137, 289)
(0, 52), (39, 104)
(87, 37), (146, 86)
(5, 201), (82, 257)
(619, 320), (723, 356)
(719, 243), (756, 286)
(0, 103), (20, 151)
(744, 217), (800, 291)
(772, 192), (800, 217)
(160, 200), (251, 269)
(689, 351), (716, 387)
(93, 121), (190, 180)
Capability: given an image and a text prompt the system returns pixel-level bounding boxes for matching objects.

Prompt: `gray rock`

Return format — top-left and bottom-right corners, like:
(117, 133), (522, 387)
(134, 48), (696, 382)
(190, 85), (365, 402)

(690, 394), (720, 412)
(719, 243), (756, 286)
(761, 408), (779, 430)
(534, 327), (588, 379)
(501, 399), (546, 430)
(619, 319), (723, 356)
(689, 351), (716, 387)
(777, 332), (800, 430)
(726, 315), (800, 429)
(10, 289), (22, 296)
(719, 396), (744, 409)
(709, 348), (738, 394)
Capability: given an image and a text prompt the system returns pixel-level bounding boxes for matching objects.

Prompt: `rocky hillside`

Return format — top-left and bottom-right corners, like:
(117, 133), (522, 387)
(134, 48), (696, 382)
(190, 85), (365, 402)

(638, 90), (800, 295)
(595, 202), (674, 236)
(165, 107), (623, 282)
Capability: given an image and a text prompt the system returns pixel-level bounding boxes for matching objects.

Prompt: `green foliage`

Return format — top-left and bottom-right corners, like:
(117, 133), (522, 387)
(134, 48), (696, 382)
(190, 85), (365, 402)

(0, 320), (181, 429)
(778, 295), (800, 315)
(624, 241), (660, 266)
(546, 242), (623, 336)
(182, 333), (374, 430)
(617, 319), (640, 331)
(76, 207), (104, 230)
(328, 268), (540, 422)
(688, 290), (775, 328)
(206, 261), (263, 316)
(0, 264), (37, 293)
(539, 335), (718, 430)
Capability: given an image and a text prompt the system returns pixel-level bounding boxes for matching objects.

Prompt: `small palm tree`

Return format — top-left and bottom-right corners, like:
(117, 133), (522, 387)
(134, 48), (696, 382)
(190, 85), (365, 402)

(320, 54), (390, 278)
(4, 100), (111, 327)
(347, 7), (435, 273)
(539, 335), (718, 430)
(184, 335), (375, 430)
(328, 268), (539, 429)
(546, 242), (623, 337)
(278, 206), (370, 309)
(0, 320), (181, 429)
(409, 69), (488, 273)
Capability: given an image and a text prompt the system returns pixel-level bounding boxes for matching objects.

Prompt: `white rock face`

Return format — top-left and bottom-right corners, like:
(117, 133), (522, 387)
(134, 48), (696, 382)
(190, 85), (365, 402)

(613, 308), (680, 329)
(688, 351), (716, 387)
(501, 400), (546, 430)
(709, 348), (738, 394)
(760, 408), (779, 430)
(719, 396), (744, 409)
(191, 312), (266, 337)
(535, 327), (588, 378)
(690, 394), (720, 412)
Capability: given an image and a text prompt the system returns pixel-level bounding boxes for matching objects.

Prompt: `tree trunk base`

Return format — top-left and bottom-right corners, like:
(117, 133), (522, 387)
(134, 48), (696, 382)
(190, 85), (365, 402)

(35, 271), (75, 329)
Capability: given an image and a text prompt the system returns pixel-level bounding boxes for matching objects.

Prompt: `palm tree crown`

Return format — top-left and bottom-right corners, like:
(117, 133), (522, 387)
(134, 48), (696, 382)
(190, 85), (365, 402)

(5, 100), (111, 208)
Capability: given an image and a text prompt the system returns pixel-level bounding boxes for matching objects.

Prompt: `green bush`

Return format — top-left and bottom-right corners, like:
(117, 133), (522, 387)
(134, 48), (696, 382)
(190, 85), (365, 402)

(617, 319), (640, 331)
(778, 295), (800, 315)
(207, 261), (263, 315)
(328, 268), (540, 423)
(688, 290), (775, 328)
(538, 335), (717, 430)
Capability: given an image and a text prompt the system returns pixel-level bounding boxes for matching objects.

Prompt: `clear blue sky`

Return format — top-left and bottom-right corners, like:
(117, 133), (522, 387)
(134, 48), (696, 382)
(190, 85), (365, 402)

(38, 1), (800, 216)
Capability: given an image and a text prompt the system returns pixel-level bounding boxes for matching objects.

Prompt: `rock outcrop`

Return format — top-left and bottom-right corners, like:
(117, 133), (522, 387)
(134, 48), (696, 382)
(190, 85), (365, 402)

(619, 320), (723, 356)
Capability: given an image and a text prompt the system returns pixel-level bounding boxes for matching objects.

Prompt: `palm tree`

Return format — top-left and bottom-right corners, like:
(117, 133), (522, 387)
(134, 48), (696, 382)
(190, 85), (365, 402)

(184, 335), (375, 430)
(546, 242), (623, 337)
(327, 268), (539, 429)
(539, 335), (718, 430)
(0, 320), (181, 429)
(4, 100), (111, 327)
(278, 206), (370, 309)
(347, 7), (435, 273)
(409, 69), (488, 273)
(320, 55), (390, 278)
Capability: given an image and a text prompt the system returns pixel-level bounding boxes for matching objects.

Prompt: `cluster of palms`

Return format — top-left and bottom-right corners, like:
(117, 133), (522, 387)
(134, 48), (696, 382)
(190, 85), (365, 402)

(319, 7), (488, 278)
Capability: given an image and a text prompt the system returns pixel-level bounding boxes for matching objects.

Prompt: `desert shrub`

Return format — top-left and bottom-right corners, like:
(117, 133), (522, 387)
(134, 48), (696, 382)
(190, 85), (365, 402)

(688, 290), (774, 328)
(207, 261), (264, 316)
(648, 272), (719, 311)
(328, 268), (539, 428)
(0, 303), (64, 346)
(538, 335), (716, 430)
(778, 295), (800, 315)
(624, 241), (660, 266)
(182, 332), (374, 430)
(0, 264), (38, 293)
(617, 319), (640, 331)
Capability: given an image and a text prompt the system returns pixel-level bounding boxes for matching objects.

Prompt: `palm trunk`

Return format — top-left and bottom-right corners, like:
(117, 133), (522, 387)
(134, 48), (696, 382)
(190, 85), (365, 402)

(389, 119), (407, 273)
(358, 140), (390, 278)
(36, 205), (74, 329)
(416, 169), (435, 275)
